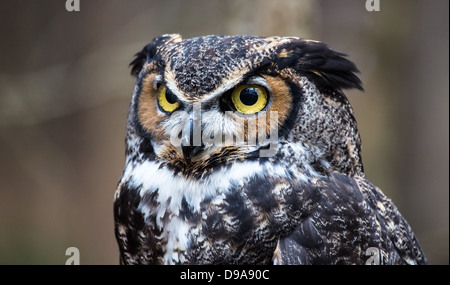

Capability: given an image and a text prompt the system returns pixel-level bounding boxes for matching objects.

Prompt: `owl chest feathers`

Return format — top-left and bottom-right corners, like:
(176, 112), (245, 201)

(116, 148), (321, 264)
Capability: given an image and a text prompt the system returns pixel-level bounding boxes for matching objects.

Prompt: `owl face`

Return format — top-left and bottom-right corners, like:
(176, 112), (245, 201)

(127, 34), (363, 179)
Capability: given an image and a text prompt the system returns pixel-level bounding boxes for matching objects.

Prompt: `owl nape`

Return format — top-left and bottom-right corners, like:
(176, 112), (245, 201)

(114, 34), (427, 265)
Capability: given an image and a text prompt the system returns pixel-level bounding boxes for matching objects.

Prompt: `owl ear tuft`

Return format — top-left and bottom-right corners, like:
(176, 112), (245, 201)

(275, 40), (363, 92)
(130, 34), (183, 77)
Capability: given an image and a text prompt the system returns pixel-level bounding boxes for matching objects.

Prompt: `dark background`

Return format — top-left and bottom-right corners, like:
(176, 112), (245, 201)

(0, 0), (448, 264)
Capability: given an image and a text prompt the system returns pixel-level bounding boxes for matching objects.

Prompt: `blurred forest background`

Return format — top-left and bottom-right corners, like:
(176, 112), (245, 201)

(0, 0), (448, 264)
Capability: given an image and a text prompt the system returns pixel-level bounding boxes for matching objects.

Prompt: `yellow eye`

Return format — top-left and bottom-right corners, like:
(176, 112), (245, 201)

(157, 85), (180, 113)
(231, 85), (268, 114)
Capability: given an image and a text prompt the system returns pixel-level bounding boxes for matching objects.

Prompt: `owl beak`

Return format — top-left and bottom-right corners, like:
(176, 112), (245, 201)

(181, 117), (204, 164)
(182, 145), (204, 164)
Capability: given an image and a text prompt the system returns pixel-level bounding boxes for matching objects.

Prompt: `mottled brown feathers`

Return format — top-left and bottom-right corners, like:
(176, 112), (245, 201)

(115, 34), (427, 265)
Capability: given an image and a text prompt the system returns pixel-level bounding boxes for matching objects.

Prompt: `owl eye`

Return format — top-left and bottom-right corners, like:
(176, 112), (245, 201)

(231, 85), (268, 114)
(157, 85), (180, 113)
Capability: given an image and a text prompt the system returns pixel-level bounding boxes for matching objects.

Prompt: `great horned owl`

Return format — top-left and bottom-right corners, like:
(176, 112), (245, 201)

(114, 34), (427, 265)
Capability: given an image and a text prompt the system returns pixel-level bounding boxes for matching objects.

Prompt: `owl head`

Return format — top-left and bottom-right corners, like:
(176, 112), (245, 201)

(125, 34), (363, 180)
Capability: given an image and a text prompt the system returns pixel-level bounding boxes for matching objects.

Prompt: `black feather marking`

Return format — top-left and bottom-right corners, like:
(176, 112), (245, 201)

(278, 81), (304, 139)
(224, 190), (255, 240)
(130, 43), (157, 77)
(295, 217), (324, 249)
(278, 238), (311, 265)
(139, 137), (156, 161)
(203, 210), (228, 240)
(179, 197), (201, 224)
(274, 39), (363, 92)
(130, 34), (180, 77)
(245, 177), (279, 213)
(114, 183), (145, 257)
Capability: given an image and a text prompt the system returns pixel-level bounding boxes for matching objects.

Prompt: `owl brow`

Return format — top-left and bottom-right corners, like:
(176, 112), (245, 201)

(243, 76), (271, 92)
(163, 63), (193, 103)
(200, 75), (270, 107)
(203, 72), (248, 100)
